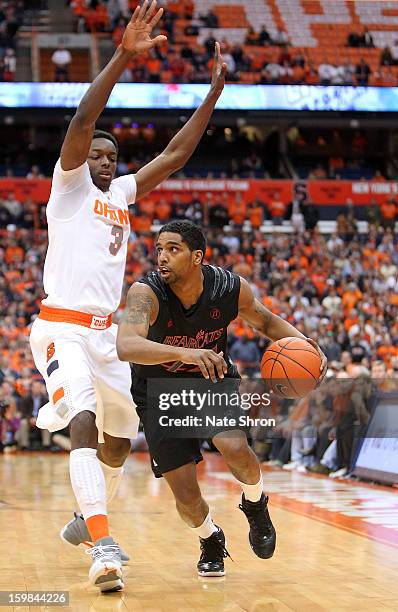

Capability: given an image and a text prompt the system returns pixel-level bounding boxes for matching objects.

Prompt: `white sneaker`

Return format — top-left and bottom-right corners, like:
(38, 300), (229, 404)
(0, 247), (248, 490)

(296, 465), (308, 474)
(60, 512), (130, 565)
(329, 467), (348, 479)
(86, 537), (123, 592)
(282, 461), (300, 471)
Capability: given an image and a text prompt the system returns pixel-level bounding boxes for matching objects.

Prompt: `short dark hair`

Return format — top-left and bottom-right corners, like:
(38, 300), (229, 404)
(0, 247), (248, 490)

(158, 220), (207, 260)
(92, 129), (119, 153)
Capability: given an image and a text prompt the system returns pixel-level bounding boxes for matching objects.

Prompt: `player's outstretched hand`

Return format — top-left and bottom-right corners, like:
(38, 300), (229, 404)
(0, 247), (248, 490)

(306, 338), (328, 386)
(209, 42), (227, 99)
(121, 0), (167, 55)
(180, 348), (228, 383)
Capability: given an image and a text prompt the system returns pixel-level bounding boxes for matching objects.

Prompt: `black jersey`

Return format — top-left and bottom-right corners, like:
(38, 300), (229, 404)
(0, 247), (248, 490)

(131, 265), (241, 404)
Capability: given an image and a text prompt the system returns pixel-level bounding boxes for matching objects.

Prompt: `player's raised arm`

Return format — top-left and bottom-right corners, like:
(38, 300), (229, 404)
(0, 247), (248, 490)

(117, 283), (227, 383)
(237, 277), (327, 378)
(134, 42), (227, 200)
(60, 1), (167, 171)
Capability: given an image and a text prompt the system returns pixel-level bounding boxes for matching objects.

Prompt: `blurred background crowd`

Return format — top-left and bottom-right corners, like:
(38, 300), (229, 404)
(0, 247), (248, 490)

(1, 191), (397, 467)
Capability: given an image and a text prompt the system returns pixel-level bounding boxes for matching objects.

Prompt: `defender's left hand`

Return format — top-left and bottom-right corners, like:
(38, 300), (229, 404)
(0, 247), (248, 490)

(209, 42), (227, 99)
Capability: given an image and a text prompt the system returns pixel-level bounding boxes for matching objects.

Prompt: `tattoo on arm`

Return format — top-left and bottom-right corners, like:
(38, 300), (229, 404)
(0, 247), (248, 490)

(256, 301), (272, 333)
(123, 294), (154, 326)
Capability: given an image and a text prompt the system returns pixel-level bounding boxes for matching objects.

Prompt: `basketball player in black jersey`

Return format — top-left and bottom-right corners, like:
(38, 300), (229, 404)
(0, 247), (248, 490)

(117, 220), (327, 576)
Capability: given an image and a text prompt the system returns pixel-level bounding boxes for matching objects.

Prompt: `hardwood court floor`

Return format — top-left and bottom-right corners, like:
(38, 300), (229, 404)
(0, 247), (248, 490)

(1, 452), (398, 611)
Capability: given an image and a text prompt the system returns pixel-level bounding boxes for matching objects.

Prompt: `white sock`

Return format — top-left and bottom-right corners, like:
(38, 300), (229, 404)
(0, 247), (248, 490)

(99, 460), (124, 505)
(190, 513), (218, 540)
(238, 472), (264, 502)
(69, 448), (107, 520)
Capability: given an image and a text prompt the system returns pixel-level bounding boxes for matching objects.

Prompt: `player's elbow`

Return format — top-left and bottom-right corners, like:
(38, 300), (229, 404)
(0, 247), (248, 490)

(73, 111), (94, 130)
(165, 150), (186, 172)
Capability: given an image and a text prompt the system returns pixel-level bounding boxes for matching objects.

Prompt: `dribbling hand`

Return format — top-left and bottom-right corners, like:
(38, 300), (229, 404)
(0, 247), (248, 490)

(180, 348), (228, 383)
(121, 0), (167, 55)
(306, 338), (328, 386)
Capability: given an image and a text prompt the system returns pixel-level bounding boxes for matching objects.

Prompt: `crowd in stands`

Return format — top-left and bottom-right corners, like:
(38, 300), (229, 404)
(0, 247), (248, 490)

(0, 0), (20, 81)
(1, 189), (398, 460)
(63, 2), (398, 86)
(251, 359), (394, 480)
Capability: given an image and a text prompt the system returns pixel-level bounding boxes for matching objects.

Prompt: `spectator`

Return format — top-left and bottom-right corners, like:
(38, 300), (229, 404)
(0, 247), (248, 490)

(380, 198), (396, 230)
(200, 9), (218, 28)
(263, 60), (284, 84)
(360, 27), (374, 48)
(3, 47), (16, 81)
(268, 192), (286, 225)
(365, 197), (380, 227)
(26, 165), (44, 180)
(337, 61), (355, 85)
(2, 192), (22, 222)
(245, 26), (258, 46)
(390, 39), (398, 65)
(0, 397), (20, 453)
(318, 59), (335, 85)
(380, 47), (393, 67)
(203, 31), (216, 57)
(355, 58), (371, 86)
(289, 198), (305, 232)
(209, 198), (230, 228)
(305, 61), (319, 85)
(0, 199), (12, 227)
(51, 45), (72, 82)
(291, 61), (306, 84)
(322, 285), (342, 316)
(17, 380), (50, 450)
(230, 334), (261, 377)
(166, 49), (185, 83)
(221, 48), (236, 80)
(258, 26), (271, 46)
(112, 17), (127, 47)
(278, 45), (291, 66)
(347, 30), (361, 48)
(301, 200), (319, 230)
(272, 28), (289, 46)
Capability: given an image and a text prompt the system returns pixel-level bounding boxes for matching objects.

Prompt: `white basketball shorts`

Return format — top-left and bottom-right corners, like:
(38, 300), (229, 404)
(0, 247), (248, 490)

(29, 318), (139, 443)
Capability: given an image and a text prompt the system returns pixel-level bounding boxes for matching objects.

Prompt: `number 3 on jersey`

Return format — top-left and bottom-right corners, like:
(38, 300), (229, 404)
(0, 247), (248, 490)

(109, 224), (123, 256)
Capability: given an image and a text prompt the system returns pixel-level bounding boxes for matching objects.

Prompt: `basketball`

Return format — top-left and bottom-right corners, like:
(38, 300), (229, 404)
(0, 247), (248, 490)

(261, 337), (322, 399)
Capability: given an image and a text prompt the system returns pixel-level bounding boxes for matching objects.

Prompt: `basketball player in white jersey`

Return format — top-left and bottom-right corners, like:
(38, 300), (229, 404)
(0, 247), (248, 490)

(29, 0), (227, 592)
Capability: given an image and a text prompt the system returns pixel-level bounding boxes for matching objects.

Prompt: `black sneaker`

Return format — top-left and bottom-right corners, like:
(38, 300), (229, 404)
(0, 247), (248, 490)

(239, 494), (276, 559)
(197, 527), (231, 577)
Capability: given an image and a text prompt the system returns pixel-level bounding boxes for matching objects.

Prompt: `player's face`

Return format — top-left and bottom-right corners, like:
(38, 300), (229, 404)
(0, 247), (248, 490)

(87, 138), (117, 191)
(156, 232), (202, 285)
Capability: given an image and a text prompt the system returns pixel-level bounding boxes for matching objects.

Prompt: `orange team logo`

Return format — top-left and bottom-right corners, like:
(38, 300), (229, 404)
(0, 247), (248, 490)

(47, 342), (55, 362)
(94, 199), (130, 227)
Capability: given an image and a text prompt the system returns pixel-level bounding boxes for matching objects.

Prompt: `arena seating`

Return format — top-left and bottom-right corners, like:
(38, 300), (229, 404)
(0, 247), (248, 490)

(62, 0), (398, 86)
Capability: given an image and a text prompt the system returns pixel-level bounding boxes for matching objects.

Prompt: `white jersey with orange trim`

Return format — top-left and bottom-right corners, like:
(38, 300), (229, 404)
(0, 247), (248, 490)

(42, 160), (136, 316)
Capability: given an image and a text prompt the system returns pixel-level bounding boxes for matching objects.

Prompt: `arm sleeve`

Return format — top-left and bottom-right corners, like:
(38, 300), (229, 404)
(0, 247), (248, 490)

(111, 173), (137, 205)
(47, 159), (93, 220)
